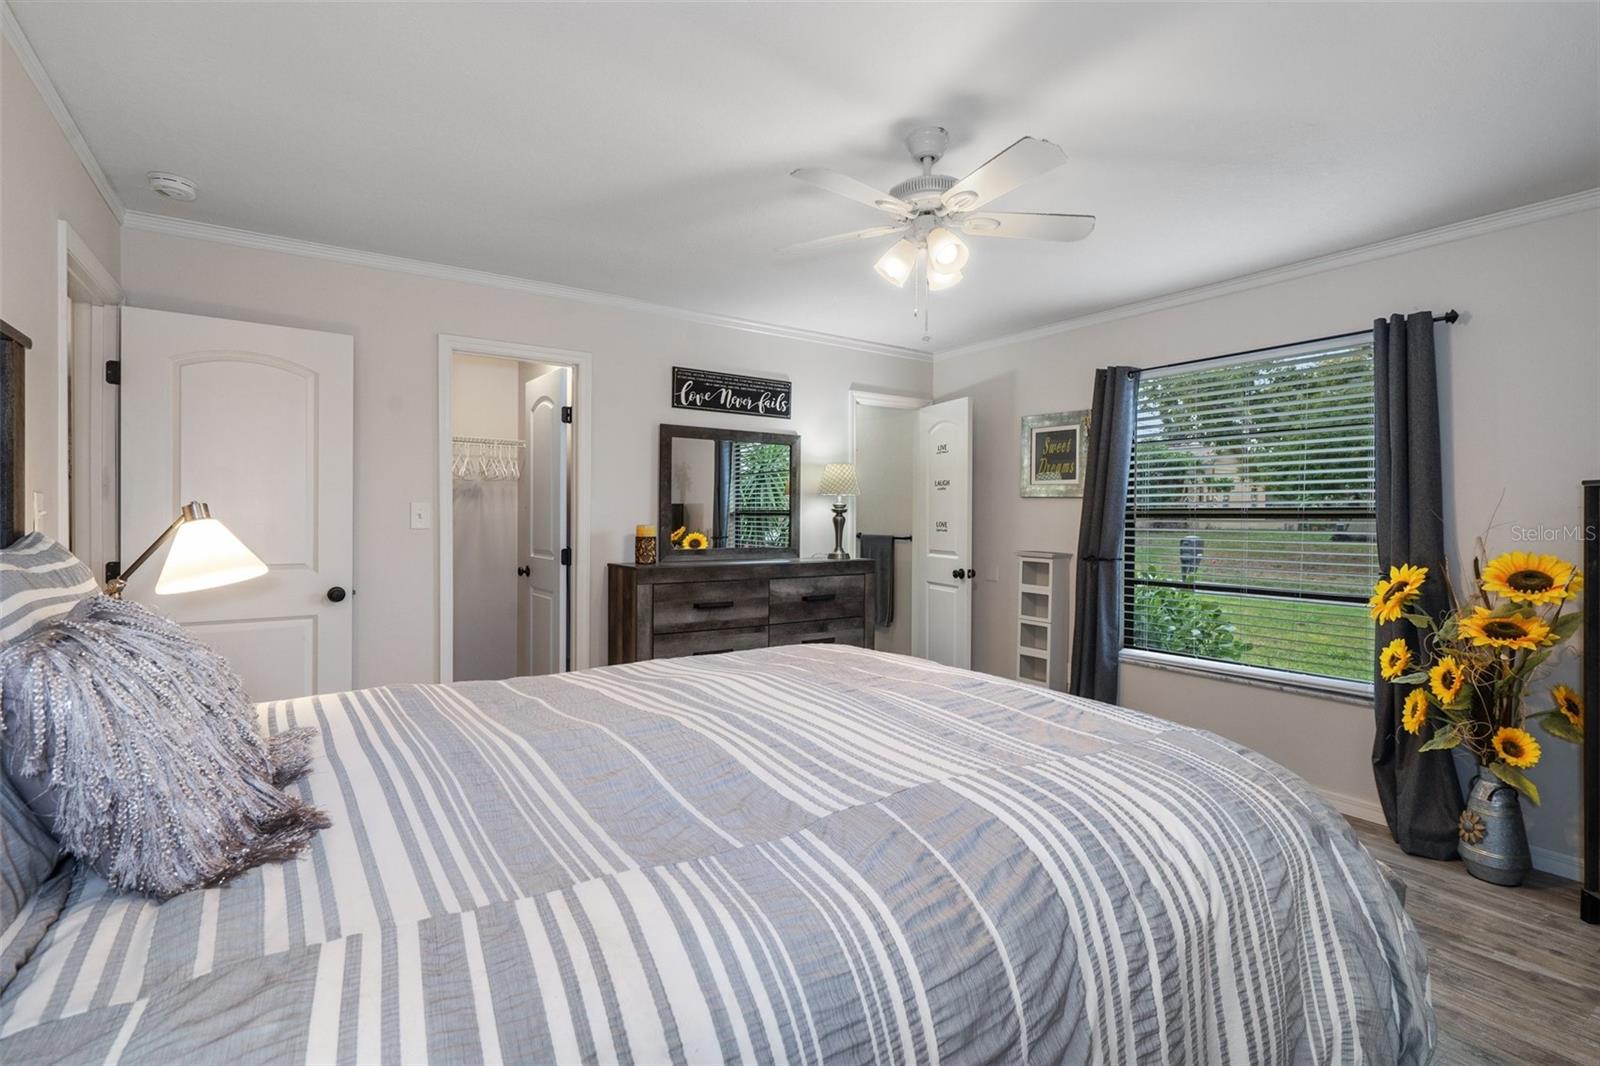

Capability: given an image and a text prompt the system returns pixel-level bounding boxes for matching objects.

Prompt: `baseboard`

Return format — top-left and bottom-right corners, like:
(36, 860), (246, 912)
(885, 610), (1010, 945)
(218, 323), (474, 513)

(1320, 787), (1581, 881)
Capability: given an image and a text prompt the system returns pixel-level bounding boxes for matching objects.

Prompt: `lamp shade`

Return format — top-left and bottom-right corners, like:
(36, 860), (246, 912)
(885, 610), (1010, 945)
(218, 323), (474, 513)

(873, 239), (918, 287)
(817, 463), (860, 497)
(154, 517), (269, 595)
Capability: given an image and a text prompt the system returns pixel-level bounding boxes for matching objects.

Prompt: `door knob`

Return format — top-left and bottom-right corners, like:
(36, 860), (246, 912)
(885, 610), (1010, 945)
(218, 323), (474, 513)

(517, 566), (531, 577)
(326, 586), (347, 603)
(951, 569), (964, 580)
(966, 569), (976, 579)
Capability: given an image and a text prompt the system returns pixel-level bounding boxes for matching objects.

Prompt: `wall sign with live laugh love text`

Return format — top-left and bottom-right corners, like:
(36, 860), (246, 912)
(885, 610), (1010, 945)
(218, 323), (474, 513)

(1020, 410), (1090, 497)
(672, 367), (791, 419)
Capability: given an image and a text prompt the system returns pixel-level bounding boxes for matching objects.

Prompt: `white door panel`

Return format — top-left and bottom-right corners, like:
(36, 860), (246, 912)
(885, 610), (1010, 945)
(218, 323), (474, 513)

(912, 397), (972, 668)
(525, 367), (570, 674)
(120, 308), (354, 698)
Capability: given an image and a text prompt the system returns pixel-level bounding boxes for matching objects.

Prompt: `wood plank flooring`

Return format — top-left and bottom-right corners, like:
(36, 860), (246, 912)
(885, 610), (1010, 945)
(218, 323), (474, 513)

(1348, 817), (1600, 1064)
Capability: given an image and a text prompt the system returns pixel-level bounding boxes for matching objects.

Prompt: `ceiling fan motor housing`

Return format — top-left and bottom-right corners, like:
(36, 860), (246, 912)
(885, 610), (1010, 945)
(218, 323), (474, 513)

(890, 173), (957, 207)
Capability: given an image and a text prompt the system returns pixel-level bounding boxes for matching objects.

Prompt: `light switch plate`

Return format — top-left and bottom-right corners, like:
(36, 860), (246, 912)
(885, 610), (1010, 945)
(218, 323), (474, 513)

(410, 501), (432, 530)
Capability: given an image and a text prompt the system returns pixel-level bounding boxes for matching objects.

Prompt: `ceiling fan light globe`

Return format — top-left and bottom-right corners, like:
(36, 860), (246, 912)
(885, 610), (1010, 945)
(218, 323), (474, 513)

(874, 238), (918, 288)
(925, 227), (969, 272)
(927, 266), (963, 291)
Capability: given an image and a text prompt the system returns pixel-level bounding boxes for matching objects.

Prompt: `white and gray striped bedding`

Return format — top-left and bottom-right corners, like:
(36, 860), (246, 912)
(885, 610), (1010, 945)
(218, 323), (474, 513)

(0, 645), (1433, 1064)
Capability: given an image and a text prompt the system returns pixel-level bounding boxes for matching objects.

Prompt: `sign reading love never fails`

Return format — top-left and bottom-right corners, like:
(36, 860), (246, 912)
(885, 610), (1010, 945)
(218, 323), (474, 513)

(672, 366), (792, 420)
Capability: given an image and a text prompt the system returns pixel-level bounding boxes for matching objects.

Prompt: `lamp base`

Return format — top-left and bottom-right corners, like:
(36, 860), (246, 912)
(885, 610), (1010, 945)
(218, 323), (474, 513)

(828, 502), (851, 560)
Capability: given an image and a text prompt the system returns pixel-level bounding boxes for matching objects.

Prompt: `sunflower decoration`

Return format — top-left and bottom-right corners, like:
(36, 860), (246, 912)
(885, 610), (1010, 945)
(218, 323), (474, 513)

(1457, 809), (1486, 845)
(1492, 726), (1541, 769)
(669, 526), (686, 545)
(1368, 564), (1428, 624)
(1378, 638), (1413, 681)
(1428, 656), (1465, 704)
(680, 530), (710, 550)
(1480, 551), (1582, 606)
(1401, 689), (1430, 735)
(1457, 606), (1552, 651)
(1552, 684), (1583, 729)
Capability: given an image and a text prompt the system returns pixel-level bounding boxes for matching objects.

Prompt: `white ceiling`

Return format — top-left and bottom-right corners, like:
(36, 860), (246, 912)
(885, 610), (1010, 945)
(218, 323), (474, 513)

(11, 2), (1599, 354)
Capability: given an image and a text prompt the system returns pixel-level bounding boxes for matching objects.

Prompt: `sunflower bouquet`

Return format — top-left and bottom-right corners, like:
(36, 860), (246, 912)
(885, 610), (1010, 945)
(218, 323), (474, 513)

(1372, 549), (1584, 805)
(669, 526), (710, 551)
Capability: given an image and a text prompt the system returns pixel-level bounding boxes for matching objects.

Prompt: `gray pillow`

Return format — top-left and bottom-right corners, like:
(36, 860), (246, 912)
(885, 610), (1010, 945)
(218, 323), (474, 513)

(0, 533), (99, 645)
(0, 595), (329, 899)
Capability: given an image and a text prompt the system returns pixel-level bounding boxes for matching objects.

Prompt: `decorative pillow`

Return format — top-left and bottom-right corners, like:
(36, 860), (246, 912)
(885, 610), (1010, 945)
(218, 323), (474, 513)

(0, 595), (329, 899)
(0, 533), (99, 646)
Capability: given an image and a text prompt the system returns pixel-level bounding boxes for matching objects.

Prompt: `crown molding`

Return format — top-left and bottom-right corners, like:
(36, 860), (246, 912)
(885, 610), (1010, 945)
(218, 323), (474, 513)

(1, 2), (125, 222)
(122, 211), (934, 362)
(934, 187), (1600, 361)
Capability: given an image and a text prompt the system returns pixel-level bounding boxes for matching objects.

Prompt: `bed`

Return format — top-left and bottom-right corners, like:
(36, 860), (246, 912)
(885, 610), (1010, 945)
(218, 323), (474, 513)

(0, 645), (1434, 1064)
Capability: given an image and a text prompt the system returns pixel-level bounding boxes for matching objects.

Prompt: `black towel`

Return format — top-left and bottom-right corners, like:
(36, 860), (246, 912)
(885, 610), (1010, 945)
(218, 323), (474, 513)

(858, 535), (896, 628)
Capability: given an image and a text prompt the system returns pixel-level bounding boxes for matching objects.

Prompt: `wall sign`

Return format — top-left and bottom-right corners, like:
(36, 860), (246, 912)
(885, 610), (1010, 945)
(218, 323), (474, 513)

(1020, 410), (1090, 497)
(672, 367), (791, 419)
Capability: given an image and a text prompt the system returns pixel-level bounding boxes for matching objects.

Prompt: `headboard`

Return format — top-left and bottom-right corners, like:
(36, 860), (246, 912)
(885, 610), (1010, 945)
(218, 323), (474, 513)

(1, 318), (33, 548)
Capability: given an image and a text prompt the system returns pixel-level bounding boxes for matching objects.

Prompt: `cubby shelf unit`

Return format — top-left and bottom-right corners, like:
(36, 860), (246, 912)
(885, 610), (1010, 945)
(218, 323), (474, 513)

(1015, 550), (1072, 690)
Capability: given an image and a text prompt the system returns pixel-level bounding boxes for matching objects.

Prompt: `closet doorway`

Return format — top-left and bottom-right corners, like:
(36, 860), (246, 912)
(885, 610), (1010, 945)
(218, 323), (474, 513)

(437, 337), (591, 682)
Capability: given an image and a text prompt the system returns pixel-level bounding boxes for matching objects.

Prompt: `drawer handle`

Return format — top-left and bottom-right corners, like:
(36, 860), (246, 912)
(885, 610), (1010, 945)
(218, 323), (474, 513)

(801, 593), (836, 603)
(693, 600), (736, 610)
(801, 637), (837, 645)
(692, 650), (726, 655)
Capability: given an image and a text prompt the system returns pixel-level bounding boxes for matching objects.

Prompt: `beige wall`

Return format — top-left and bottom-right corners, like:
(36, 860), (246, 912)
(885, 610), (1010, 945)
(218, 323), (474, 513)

(933, 208), (1600, 874)
(120, 226), (932, 687)
(1, 37), (121, 540)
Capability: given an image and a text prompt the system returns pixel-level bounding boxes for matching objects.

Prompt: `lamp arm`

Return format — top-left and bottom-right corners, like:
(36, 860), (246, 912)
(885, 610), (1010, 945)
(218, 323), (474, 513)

(103, 512), (187, 598)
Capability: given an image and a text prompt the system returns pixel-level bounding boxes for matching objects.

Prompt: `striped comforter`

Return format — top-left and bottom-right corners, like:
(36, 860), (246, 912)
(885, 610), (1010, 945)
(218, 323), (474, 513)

(0, 646), (1433, 1064)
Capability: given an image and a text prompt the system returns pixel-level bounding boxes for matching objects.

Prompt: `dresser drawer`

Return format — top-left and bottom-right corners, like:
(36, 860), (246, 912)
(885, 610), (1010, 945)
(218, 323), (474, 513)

(653, 578), (769, 633)
(768, 617), (865, 648)
(653, 625), (769, 658)
(769, 575), (864, 624)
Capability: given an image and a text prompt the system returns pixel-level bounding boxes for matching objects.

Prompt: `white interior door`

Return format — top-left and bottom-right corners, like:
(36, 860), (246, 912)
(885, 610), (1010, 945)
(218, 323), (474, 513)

(912, 396), (973, 668)
(120, 307), (354, 700)
(524, 367), (570, 675)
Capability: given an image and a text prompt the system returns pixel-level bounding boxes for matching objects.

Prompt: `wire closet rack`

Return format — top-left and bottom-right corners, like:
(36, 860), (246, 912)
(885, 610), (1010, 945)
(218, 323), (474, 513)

(451, 436), (524, 481)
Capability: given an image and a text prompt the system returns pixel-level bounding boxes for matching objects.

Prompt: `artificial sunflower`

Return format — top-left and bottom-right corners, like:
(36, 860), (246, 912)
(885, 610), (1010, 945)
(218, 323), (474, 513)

(1458, 606), (1552, 651)
(1368, 564), (1427, 623)
(1428, 656), (1465, 704)
(1553, 684), (1584, 729)
(681, 531), (710, 550)
(669, 526), (686, 544)
(1492, 726), (1541, 769)
(1480, 551), (1582, 606)
(1378, 638), (1413, 681)
(1401, 689), (1430, 735)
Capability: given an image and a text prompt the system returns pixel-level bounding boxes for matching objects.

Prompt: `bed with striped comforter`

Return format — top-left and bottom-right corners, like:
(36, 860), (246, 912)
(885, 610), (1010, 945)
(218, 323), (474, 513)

(0, 645), (1432, 1064)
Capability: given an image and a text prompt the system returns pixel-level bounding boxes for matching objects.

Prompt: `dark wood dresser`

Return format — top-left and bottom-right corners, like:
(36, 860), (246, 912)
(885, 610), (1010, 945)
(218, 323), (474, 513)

(607, 559), (875, 663)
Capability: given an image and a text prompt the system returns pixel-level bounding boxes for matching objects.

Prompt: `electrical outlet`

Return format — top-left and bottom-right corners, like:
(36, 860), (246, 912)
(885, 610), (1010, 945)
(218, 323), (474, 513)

(409, 501), (432, 530)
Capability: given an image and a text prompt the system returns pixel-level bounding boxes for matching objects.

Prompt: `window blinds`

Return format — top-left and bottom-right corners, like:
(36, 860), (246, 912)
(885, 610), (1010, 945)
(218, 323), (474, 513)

(1123, 340), (1378, 682)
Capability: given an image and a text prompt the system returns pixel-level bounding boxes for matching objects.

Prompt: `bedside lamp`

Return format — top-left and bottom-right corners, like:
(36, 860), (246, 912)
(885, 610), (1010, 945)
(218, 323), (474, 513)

(104, 501), (268, 598)
(818, 463), (860, 560)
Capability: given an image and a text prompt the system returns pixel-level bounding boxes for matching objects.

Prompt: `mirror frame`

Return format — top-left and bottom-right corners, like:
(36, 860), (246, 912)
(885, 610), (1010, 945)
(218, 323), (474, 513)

(658, 423), (801, 562)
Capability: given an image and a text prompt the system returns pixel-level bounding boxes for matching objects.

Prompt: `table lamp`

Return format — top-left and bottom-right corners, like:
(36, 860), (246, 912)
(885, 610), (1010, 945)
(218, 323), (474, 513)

(818, 463), (860, 560)
(104, 501), (268, 598)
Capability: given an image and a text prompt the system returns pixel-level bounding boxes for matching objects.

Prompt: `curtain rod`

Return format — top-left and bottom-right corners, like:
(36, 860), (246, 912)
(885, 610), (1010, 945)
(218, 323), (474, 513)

(1147, 309), (1458, 374)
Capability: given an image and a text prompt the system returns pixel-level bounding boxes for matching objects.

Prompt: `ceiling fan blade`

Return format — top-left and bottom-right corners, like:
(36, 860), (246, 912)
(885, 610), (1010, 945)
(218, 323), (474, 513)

(791, 168), (914, 218)
(780, 224), (905, 255)
(958, 211), (1095, 243)
(941, 137), (1068, 212)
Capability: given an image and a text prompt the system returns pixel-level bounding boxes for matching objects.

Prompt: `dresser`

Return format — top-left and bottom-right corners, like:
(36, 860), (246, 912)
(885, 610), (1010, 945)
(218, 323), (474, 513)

(607, 558), (875, 663)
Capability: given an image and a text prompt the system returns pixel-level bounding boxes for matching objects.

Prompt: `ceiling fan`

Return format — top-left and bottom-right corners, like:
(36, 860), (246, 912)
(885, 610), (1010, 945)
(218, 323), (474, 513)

(785, 126), (1095, 339)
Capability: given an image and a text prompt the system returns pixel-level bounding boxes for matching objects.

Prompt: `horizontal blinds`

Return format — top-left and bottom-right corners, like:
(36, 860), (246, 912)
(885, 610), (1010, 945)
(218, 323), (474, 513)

(1125, 341), (1378, 682)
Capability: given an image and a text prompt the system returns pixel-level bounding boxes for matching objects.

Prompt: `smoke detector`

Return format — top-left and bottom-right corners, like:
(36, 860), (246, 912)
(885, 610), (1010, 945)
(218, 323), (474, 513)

(147, 172), (198, 202)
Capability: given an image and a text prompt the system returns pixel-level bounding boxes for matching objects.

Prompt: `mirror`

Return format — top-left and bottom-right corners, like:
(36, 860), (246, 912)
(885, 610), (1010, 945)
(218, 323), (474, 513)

(659, 424), (800, 559)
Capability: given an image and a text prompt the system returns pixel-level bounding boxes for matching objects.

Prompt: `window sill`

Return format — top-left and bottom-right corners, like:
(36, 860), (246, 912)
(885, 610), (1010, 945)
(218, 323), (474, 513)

(1118, 648), (1373, 705)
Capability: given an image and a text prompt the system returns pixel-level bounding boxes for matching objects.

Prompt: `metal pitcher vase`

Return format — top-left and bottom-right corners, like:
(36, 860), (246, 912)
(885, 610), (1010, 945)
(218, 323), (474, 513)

(1457, 775), (1531, 886)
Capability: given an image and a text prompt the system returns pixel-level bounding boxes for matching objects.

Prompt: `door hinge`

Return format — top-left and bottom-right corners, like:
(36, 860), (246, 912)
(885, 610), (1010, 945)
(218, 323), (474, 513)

(105, 560), (121, 583)
(560, 405), (573, 424)
(104, 360), (121, 385)
(560, 546), (571, 566)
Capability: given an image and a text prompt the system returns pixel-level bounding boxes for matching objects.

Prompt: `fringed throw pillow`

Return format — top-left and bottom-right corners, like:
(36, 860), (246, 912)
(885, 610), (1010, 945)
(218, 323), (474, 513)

(0, 595), (330, 899)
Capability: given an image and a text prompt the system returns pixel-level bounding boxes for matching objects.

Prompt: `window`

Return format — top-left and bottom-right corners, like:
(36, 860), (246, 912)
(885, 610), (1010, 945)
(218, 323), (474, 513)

(720, 441), (791, 548)
(1123, 338), (1378, 684)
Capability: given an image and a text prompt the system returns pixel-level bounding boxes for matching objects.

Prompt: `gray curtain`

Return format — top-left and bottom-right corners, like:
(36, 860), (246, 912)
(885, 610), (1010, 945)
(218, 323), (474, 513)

(1070, 366), (1140, 703)
(1372, 311), (1462, 859)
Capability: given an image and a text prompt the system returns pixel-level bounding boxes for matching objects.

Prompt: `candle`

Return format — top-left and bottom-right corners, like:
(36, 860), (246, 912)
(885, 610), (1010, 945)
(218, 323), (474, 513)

(635, 524), (656, 537)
